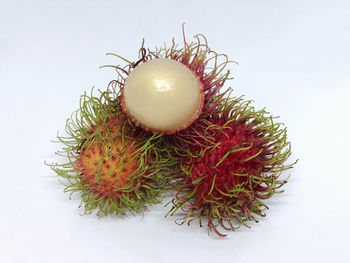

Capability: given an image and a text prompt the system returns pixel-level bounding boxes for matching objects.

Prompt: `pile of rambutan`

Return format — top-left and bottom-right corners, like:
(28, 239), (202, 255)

(48, 26), (295, 236)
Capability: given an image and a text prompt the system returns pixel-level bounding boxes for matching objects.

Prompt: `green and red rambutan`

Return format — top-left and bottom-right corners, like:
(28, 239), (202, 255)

(48, 88), (175, 216)
(167, 94), (296, 236)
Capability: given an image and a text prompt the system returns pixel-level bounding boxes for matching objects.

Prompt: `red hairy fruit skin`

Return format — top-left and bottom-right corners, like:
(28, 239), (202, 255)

(168, 97), (295, 237)
(191, 119), (271, 202)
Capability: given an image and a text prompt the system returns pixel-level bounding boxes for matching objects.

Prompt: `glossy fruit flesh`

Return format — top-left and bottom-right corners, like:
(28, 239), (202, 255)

(122, 58), (204, 134)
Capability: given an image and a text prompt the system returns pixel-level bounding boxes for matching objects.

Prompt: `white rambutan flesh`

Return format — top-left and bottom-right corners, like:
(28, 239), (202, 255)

(122, 58), (204, 134)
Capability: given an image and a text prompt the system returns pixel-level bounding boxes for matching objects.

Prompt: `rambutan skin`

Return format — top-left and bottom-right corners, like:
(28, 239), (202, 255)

(77, 118), (139, 199)
(190, 119), (271, 202)
(168, 96), (295, 236)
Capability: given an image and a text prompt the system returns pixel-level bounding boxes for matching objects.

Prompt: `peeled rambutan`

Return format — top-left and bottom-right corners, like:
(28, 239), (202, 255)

(48, 88), (175, 216)
(103, 26), (235, 146)
(122, 58), (205, 134)
(167, 95), (296, 236)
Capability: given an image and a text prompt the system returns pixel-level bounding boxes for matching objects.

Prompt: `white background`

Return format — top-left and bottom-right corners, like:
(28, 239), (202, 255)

(1, 0), (349, 262)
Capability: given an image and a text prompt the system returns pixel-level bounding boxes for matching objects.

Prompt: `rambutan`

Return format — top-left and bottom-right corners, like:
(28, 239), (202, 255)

(48, 88), (175, 216)
(48, 26), (296, 236)
(103, 25), (235, 147)
(167, 95), (296, 236)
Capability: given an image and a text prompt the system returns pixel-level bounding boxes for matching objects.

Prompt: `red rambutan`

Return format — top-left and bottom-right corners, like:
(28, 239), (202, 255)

(167, 95), (295, 236)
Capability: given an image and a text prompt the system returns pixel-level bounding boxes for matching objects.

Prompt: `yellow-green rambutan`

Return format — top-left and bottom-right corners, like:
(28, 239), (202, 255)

(48, 88), (175, 216)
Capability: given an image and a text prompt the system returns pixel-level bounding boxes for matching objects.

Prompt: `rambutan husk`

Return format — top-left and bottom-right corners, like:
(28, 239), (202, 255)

(47, 87), (176, 216)
(166, 92), (296, 237)
(102, 25), (236, 144)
